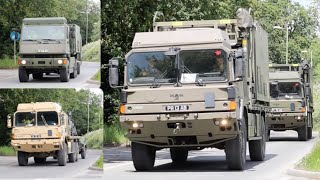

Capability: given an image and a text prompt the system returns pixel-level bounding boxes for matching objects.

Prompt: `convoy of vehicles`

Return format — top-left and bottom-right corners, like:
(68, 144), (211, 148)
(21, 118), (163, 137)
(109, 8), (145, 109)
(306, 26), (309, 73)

(109, 8), (270, 170)
(267, 63), (313, 141)
(7, 102), (87, 166)
(18, 17), (82, 82)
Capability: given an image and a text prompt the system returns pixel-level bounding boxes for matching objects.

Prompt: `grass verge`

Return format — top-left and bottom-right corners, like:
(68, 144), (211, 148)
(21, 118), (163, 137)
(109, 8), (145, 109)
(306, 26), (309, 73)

(95, 155), (104, 169)
(92, 70), (100, 81)
(82, 40), (100, 62)
(81, 129), (103, 149)
(104, 124), (128, 145)
(298, 140), (320, 171)
(0, 57), (18, 69)
(0, 146), (16, 156)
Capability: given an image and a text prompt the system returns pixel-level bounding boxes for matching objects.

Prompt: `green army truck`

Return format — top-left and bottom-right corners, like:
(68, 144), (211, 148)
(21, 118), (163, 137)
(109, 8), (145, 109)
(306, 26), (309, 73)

(7, 102), (87, 166)
(109, 8), (270, 170)
(267, 62), (313, 141)
(18, 17), (82, 82)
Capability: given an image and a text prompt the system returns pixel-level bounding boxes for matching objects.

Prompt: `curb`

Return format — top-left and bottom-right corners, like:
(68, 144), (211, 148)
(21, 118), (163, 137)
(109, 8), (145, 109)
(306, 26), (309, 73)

(104, 142), (131, 148)
(87, 79), (100, 85)
(287, 168), (320, 179)
(89, 165), (103, 172)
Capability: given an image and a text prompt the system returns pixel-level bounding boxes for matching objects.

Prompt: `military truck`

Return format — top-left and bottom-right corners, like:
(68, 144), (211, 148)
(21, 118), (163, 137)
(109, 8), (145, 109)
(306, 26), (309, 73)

(267, 62), (313, 141)
(109, 8), (270, 170)
(18, 17), (82, 82)
(7, 102), (87, 166)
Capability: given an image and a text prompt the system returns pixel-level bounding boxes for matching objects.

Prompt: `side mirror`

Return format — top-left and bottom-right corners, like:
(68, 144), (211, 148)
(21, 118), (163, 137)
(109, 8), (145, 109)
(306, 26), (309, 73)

(7, 114), (12, 128)
(234, 49), (245, 79)
(109, 58), (119, 87)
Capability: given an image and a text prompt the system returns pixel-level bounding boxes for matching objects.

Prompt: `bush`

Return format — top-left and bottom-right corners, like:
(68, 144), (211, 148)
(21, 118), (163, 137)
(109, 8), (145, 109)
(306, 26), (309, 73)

(104, 123), (128, 145)
(81, 129), (103, 149)
(82, 40), (101, 62)
(0, 56), (19, 69)
(0, 146), (16, 156)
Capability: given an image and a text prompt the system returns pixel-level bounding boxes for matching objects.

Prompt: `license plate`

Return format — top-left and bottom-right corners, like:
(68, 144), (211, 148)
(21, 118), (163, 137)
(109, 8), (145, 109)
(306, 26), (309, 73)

(31, 134), (41, 138)
(165, 105), (189, 111)
(271, 108), (283, 112)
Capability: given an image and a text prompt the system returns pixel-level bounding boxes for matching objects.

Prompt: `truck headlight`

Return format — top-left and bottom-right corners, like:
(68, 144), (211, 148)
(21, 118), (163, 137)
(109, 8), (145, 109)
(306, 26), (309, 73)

(221, 119), (228, 126)
(132, 122), (143, 128)
(21, 60), (27, 65)
(58, 60), (63, 64)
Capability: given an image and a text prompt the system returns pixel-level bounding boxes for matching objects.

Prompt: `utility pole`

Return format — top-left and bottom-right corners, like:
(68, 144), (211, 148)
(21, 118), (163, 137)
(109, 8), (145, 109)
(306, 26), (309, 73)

(285, 23), (289, 64)
(86, 0), (89, 45)
(87, 92), (90, 133)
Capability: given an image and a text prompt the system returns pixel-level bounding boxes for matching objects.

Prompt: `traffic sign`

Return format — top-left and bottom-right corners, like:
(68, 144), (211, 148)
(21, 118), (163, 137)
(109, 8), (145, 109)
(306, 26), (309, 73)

(10, 31), (20, 41)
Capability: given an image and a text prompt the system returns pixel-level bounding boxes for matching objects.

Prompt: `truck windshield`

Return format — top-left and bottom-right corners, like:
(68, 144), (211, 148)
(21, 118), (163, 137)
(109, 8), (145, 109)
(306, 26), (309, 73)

(37, 111), (59, 126)
(21, 25), (65, 40)
(180, 49), (227, 83)
(127, 52), (176, 84)
(270, 82), (302, 99)
(15, 112), (36, 127)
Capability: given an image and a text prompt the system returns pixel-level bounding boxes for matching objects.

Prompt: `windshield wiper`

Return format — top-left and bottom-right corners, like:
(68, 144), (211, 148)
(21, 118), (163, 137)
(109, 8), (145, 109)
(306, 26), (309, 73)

(182, 65), (205, 86)
(23, 39), (42, 43)
(41, 39), (61, 43)
(150, 70), (169, 88)
(41, 114), (48, 126)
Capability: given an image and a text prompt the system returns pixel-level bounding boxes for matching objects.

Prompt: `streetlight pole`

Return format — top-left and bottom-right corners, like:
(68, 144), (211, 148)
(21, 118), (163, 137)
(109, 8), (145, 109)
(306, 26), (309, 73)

(285, 23), (289, 64)
(86, 0), (89, 45)
(87, 92), (90, 133)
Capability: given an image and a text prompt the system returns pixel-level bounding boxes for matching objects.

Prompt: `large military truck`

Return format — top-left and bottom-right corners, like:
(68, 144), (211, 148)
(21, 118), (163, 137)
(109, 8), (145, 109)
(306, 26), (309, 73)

(109, 8), (270, 170)
(7, 102), (87, 166)
(18, 17), (82, 82)
(267, 62), (313, 141)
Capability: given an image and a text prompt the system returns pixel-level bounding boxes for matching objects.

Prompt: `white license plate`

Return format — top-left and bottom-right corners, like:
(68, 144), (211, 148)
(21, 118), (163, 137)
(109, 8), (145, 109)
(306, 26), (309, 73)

(165, 105), (189, 111)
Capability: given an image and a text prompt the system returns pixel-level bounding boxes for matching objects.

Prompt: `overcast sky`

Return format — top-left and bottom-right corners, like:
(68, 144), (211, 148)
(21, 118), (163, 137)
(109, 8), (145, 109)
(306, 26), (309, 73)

(292, 0), (311, 7)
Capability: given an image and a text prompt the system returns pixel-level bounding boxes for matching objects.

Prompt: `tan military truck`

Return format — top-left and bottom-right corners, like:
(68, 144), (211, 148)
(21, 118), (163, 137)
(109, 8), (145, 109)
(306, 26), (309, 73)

(7, 102), (87, 166)
(109, 8), (270, 171)
(267, 62), (313, 141)
(19, 17), (82, 82)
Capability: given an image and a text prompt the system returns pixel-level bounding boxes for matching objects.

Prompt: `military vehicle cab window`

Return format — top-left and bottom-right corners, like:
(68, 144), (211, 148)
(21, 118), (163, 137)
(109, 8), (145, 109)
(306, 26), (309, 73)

(21, 25), (66, 41)
(180, 49), (227, 83)
(15, 112), (35, 127)
(127, 52), (176, 85)
(270, 82), (302, 99)
(37, 111), (59, 126)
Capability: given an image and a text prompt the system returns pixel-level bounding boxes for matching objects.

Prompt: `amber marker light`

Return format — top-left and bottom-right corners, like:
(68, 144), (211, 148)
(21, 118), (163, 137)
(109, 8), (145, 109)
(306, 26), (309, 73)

(230, 101), (237, 111)
(120, 104), (126, 114)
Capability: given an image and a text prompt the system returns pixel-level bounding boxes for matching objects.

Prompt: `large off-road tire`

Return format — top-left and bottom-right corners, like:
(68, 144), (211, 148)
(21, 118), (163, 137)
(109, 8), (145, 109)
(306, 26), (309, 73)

(34, 157), (46, 164)
(81, 147), (86, 159)
(57, 143), (67, 166)
(225, 117), (247, 170)
(70, 66), (77, 79)
(297, 125), (308, 141)
(170, 148), (188, 164)
(19, 69), (29, 82)
(307, 127), (313, 139)
(60, 69), (69, 82)
(77, 62), (80, 75)
(249, 116), (266, 161)
(68, 143), (76, 163)
(32, 73), (43, 80)
(132, 142), (156, 171)
(18, 151), (28, 166)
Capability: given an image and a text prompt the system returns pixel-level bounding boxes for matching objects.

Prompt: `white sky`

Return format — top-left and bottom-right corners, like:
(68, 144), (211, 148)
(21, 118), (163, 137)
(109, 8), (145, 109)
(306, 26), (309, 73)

(292, 0), (311, 7)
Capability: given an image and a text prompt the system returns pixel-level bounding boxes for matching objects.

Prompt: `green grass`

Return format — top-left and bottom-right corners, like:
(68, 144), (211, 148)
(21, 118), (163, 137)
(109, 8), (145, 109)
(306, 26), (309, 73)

(80, 129), (103, 149)
(95, 155), (104, 169)
(298, 141), (320, 171)
(82, 40), (100, 62)
(104, 124), (128, 145)
(0, 57), (19, 69)
(0, 146), (16, 156)
(92, 70), (100, 81)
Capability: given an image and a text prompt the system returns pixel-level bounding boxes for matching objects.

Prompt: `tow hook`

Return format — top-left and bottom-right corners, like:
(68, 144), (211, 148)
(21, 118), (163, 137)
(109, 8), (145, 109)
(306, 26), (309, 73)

(173, 123), (181, 134)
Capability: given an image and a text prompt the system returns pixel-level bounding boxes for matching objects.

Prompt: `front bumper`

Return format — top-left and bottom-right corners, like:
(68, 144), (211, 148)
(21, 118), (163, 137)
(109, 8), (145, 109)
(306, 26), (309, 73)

(266, 112), (306, 130)
(120, 111), (238, 148)
(11, 139), (61, 153)
(19, 58), (68, 70)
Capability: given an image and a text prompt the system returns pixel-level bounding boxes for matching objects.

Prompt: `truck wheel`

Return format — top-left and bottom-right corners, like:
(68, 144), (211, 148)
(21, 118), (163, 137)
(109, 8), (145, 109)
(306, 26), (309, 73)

(75, 143), (79, 161)
(60, 69), (69, 82)
(32, 73), (43, 80)
(225, 118), (247, 170)
(57, 143), (67, 166)
(170, 148), (188, 164)
(18, 151), (28, 166)
(34, 157), (46, 164)
(81, 147), (86, 159)
(132, 142), (155, 171)
(307, 127), (313, 139)
(298, 125), (308, 141)
(68, 143), (76, 163)
(77, 62), (80, 75)
(70, 67), (77, 79)
(249, 117), (266, 161)
(19, 69), (29, 82)
(45, 72), (50, 76)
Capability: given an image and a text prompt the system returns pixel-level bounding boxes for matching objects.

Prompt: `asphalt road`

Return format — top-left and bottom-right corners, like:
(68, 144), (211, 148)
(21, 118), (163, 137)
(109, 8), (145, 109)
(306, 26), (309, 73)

(0, 149), (102, 179)
(0, 62), (100, 88)
(104, 131), (318, 180)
